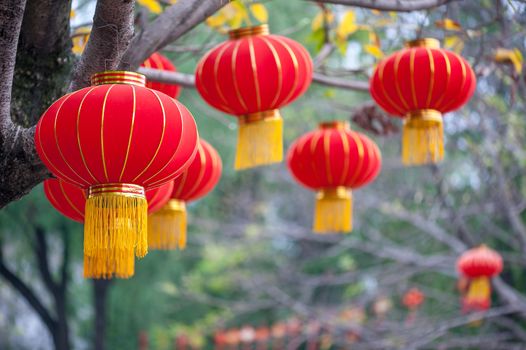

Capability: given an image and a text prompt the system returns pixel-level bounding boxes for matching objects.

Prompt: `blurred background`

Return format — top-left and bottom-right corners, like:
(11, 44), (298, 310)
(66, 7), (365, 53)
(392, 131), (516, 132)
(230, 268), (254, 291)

(1, 0), (526, 349)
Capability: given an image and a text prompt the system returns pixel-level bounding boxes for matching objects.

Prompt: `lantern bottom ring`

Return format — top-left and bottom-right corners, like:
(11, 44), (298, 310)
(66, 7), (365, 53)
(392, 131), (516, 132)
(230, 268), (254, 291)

(88, 183), (145, 198)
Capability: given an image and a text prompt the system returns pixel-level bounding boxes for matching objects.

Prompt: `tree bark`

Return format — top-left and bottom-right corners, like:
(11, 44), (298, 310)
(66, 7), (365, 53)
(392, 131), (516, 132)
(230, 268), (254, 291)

(93, 280), (112, 350)
(118, 0), (230, 69)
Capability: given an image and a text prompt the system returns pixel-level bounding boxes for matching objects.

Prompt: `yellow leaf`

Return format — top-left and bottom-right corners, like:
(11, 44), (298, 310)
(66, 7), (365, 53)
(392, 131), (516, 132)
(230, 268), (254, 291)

(336, 10), (357, 39)
(138, 0), (162, 14)
(495, 48), (523, 74)
(206, 13), (227, 28)
(70, 9), (76, 18)
(435, 18), (462, 31)
(169, 0), (177, 3)
(250, 3), (268, 23)
(226, 1), (249, 28)
(311, 10), (334, 31)
(72, 27), (91, 55)
(364, 44), (384, 59)
(444, 35), (464, 53)
(371, 9), (381, 15)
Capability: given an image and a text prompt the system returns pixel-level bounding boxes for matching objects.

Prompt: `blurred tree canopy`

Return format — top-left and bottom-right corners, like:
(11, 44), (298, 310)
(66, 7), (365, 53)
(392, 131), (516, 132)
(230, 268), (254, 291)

(1, 0), (526, 350)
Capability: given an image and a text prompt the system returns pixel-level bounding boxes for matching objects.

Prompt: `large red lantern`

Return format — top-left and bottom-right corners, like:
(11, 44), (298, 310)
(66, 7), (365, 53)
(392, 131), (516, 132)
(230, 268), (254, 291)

(35, 71), (198, 278)
(141, 52), (181, 99)
(196, 24), (313, 170)
(370, 38), (476, 165)
(148, 139), (222, 250)
(287, 121), (382, 233)
(43, 178), (174, 278)
(457, 245), (503, 312)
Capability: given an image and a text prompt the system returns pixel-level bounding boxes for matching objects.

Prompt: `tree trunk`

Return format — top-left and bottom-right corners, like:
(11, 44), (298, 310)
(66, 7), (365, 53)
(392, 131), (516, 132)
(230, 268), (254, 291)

(93, 280), (112, 350)
(52, 290), (71, 350)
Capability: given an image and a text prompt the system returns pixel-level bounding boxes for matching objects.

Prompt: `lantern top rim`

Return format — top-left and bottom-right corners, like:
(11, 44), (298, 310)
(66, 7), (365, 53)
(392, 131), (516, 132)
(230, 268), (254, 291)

(405, 38), (440, 49)
(318, 120), (349, 130)
(90, 71), (146, 87)
(229, 24), (269, 39)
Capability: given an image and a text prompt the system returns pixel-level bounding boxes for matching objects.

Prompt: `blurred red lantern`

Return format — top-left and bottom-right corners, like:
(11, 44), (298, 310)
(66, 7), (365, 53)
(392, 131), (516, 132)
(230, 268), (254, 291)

(287, 121), (382, 233)
(225, 329), (241, 346)
(457, 245), (503, 312)
(254, 327), (270, 342)
(402, 288), (425, 310)
(35, 71), (198, 278)
(148, 139), (222, 250)
(196, 24), (313, 170)
(43, 178), (174, 278)
(370, 38), (476, 165)
(141, 52), (181, 99)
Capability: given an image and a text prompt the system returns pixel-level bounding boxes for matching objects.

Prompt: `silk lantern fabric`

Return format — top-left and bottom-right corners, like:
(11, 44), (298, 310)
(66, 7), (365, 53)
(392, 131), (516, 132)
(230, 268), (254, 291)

(43, 178), (174, 278)
(141, 52), (181, 99)
(149, 139), (222, 250)
(287, 121), (382, 233)
(195, 24), (313, 169)
(457, 245), (503, 312)
(35, 71), (198, 279)
(370, 38), (476, 165)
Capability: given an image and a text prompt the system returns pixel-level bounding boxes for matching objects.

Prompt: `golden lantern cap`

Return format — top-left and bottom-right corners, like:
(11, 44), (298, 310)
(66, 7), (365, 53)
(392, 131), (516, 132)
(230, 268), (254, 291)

(319, 120), (350, 130)
(91, 71), (146, 87)
(229, 24), (270, 39)
(405, 38), (440, 49)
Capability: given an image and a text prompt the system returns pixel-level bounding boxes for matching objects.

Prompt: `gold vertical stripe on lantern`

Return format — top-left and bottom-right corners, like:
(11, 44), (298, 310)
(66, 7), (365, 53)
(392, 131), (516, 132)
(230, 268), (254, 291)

(313, 187), (352, 233)
(148, 199), (187, 250)
(235, 110), (283, 170)
(84, 184), (147, 278)
(402, 109), (444, 166)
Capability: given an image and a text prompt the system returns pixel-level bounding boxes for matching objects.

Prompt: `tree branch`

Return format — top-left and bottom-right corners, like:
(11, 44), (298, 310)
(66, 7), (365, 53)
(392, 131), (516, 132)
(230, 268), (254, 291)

(138, 67), (196, 88)
(70, 0), (135, 90)
(34, 225), (58, 295)
(0, 242), (56, 332)
(313, 0), (457, 12)
(0, 0), (26, 134)
(312, 72), (369, 91)
(11, 0), (73, 127)
(119, 0), (230, 70)
(138, 67), (371, 93)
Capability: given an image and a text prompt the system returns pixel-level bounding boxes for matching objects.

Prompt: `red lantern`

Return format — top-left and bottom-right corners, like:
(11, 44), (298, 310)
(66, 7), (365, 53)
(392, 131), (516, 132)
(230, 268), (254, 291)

(370, 38), (476, 165)
(402, 288), (425, 310)
(35, 71), (198, 278)
(287, 121), (382, 233)
(148, 139), (222, 250)
(43, 178), (174, 278)
(44, 179), (86, 223)
(457, 245), (503, 312)
(196, 24), (313, 169)
(141, 52), (181, 99)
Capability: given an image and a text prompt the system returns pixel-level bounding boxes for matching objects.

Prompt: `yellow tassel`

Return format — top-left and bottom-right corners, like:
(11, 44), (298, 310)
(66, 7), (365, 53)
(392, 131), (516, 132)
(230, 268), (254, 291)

(313, 187), (352, 233)
(148, 199), (187, 250)
(83, 250), (135, 279)
(402, 109), (444, 166)
(84, 184), (148, 279)
(235, 110), (283, 170)
(464, 277), (491, 311)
